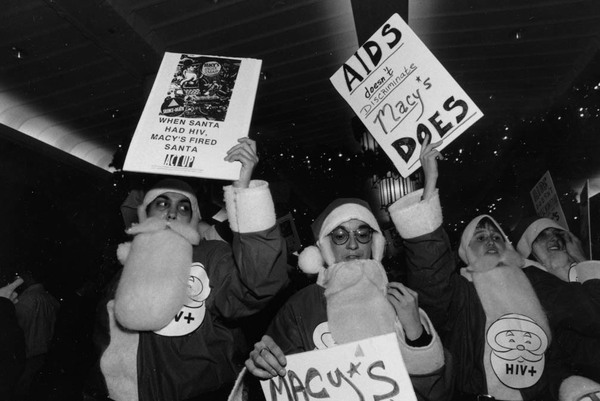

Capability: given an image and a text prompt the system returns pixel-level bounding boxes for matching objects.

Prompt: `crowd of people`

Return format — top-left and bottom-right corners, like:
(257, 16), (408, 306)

(2, 135), (600, 401)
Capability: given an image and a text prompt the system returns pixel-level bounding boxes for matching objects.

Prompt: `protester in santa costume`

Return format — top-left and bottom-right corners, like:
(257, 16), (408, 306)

(90, 138), (289, 401)
(513, 217), (600, 383)
(243, 149), (453, 401)
(391, 136), (600, 401)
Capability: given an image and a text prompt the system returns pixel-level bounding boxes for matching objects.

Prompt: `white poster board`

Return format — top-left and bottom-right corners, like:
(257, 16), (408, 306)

(330, 13), (483, 177)
(260, 333), (417, 401)
(530, 170), (569, 230)
(124, 52), (261, 180)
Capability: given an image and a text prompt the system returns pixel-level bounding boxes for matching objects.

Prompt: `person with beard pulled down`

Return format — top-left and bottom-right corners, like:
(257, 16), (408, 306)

(243, 192), (453, 399)
(89, 138), (289, 401)
(388, 136), (600, 401)
(511, 217), (600, 384)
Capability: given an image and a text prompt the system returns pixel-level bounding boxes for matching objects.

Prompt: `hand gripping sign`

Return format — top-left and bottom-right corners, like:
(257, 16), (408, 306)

(330, 14), (483, 177)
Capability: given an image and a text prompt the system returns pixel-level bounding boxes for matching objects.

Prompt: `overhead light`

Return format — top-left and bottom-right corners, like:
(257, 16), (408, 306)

(107, 108), (121, 119)
(510, 29), (524, 41)
(11, 46), (27, 60)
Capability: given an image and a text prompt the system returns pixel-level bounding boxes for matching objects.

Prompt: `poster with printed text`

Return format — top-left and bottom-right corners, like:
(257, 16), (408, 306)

(123, 52), (262, 180)
(330, 13), (484, 177)
(260, 333), (417, 401)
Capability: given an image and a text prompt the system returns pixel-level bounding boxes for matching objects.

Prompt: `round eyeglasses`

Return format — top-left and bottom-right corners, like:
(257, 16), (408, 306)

(328, 226), (374, 246)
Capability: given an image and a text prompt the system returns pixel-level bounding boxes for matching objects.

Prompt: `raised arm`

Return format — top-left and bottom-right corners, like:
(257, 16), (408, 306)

(420, 134), (444, 201)
(207, 138), (288, 318)
(387, 136), (461, 330)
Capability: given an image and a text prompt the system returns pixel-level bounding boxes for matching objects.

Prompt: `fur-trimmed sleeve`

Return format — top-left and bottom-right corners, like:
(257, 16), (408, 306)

(223, 180), (276, 233)
(388, 189), (443, 239)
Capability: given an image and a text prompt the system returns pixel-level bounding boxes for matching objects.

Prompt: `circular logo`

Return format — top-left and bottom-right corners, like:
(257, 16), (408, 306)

(202, 62), (222, 77)
(155, 263), (210, 337)
(312, 322), (336, 350)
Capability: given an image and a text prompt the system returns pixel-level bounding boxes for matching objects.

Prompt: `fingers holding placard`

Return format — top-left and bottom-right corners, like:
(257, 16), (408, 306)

(225, 137), (258, 188)
(245, 335), (287, 380)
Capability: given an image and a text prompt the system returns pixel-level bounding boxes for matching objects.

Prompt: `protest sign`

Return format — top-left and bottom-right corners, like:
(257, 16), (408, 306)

(124, 52), (261, 180)
(579, 180), (592, 258)
(277, 213), (302, 253)
(530, 171), (568, 230)
(260, 333), (416, 401)
(330, 13), (483, 177)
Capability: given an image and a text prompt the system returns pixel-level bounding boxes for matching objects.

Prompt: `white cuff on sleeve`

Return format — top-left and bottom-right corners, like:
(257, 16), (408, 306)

(388, 189), (442, 239)
(224, 180), (276, 233)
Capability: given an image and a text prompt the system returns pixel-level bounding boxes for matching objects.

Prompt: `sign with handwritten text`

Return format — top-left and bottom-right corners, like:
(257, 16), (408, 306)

(330, 14), (483, 177)
(530, 170), (569, 230)
(260, 333), (416, 401)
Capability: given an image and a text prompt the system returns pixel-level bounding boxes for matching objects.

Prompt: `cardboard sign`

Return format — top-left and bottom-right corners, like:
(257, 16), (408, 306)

(260, 333), (417, 401)
(277, 213), (302, 253)
(579, 180), (592, 258)
(124, 52), (261, 180)
(530, 171), (568, 230)
(330, 13), (483, 177)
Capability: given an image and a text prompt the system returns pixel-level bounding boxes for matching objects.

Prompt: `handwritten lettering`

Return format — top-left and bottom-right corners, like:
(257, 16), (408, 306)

(389, 95), (470, 163)
(343, 24), (403, 92)
(372, 87), (425, 134)
(266, 360), (399, 401)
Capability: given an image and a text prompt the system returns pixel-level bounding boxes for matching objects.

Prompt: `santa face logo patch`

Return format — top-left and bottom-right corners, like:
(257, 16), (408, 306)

(155, 262), (210, 337)
(312, 322), (336, 350)
(487, 313), (549, 389)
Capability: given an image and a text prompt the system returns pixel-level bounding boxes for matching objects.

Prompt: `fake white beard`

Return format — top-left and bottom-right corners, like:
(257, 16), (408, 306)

(323, 259), (396, 345)
(470, 252), (550, 400)
(114, 217), (196, 331)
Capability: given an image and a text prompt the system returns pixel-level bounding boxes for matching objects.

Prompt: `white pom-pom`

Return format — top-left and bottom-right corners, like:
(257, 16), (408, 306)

(298, 246), (325, 274)
(559, 375), (600, 401)
(116, 242), (132, 265)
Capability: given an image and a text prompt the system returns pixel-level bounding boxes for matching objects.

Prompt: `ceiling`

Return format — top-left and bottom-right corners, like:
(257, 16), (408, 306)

(2, 0), (600, 241)
(2, 0), (599, 171)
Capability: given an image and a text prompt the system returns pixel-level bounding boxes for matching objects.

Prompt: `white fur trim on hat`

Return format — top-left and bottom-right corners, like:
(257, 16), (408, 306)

(298, 246), (325, 275)
(315, 201), (385, 267)
(388, 189), (442, 239)
(458, 214), (514, 265)
(223, 180), (275, 233)
(116, 242), (132, 266)
(516, 218), (565, 258)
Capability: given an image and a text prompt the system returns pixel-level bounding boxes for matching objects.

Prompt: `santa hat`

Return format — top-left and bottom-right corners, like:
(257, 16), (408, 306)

(458, 214), (516, 265)
(137, 178), (201, 228)
(298, 198), (385, 275)
(514, 217), (564, 258)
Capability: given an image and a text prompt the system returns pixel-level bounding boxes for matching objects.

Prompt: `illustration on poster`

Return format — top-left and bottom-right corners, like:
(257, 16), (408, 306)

(161, 55), (240, 121)
(266, 360), (400, 401)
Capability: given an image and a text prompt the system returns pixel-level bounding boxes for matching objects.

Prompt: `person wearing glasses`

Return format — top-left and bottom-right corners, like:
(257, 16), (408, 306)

(244, 169), (451, 399)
